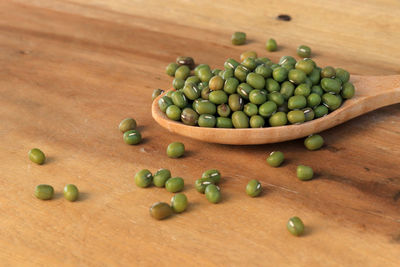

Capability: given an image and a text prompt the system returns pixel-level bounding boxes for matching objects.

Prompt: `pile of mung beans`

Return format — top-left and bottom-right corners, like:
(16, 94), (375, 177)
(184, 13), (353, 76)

(157, 52), (355, 128)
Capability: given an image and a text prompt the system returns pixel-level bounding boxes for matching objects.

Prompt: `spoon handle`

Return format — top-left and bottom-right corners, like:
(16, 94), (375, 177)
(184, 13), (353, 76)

(349, 75), (400, 114)
(337, 75), (400, 123)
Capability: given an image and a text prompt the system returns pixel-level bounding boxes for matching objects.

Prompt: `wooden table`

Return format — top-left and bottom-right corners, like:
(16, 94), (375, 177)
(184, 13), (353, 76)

(1, 0), (399, 266)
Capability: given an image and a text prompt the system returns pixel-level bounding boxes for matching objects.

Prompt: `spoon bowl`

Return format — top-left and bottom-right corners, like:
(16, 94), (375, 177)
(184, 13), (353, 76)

(152, 75), (400, 145)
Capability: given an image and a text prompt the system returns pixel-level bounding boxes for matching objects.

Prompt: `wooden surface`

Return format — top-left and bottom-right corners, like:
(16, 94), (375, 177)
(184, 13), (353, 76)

(152, 75), (400, 144)
(1, 0), (400, 266)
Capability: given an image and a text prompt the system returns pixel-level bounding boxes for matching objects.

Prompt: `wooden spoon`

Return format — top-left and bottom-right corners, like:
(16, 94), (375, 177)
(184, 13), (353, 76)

(152, 75), (400, 145)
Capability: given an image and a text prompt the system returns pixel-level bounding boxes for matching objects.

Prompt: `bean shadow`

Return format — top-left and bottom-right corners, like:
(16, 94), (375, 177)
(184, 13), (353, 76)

(182, 150), (194, 158)
(279, 158), (293, 167)
(44, 156), (55, 164)
(245, 39), (256, 45)
(275, 44), (286, 52)
(256, 188), (268, 198)
(219, 191), (233, 203)
(323, 145), (343, 153)
(309, 51), (320, 58)
(390, 232), (400, 244)
(78, 192), (90, 201)
(53, 192), (63, 200)
(184, 201), (201, 214)
(183, 183), (194, 192)
(139, 137), (150, 145)
(135, 125), (146, 132)
(311, 172), (321, 181)
(302, 224), (313, 237)
(218, 176), (230, 186)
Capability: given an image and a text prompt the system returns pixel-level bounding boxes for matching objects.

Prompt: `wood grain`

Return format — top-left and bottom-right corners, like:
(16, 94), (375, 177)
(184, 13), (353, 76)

(1, 0), (400, 266)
